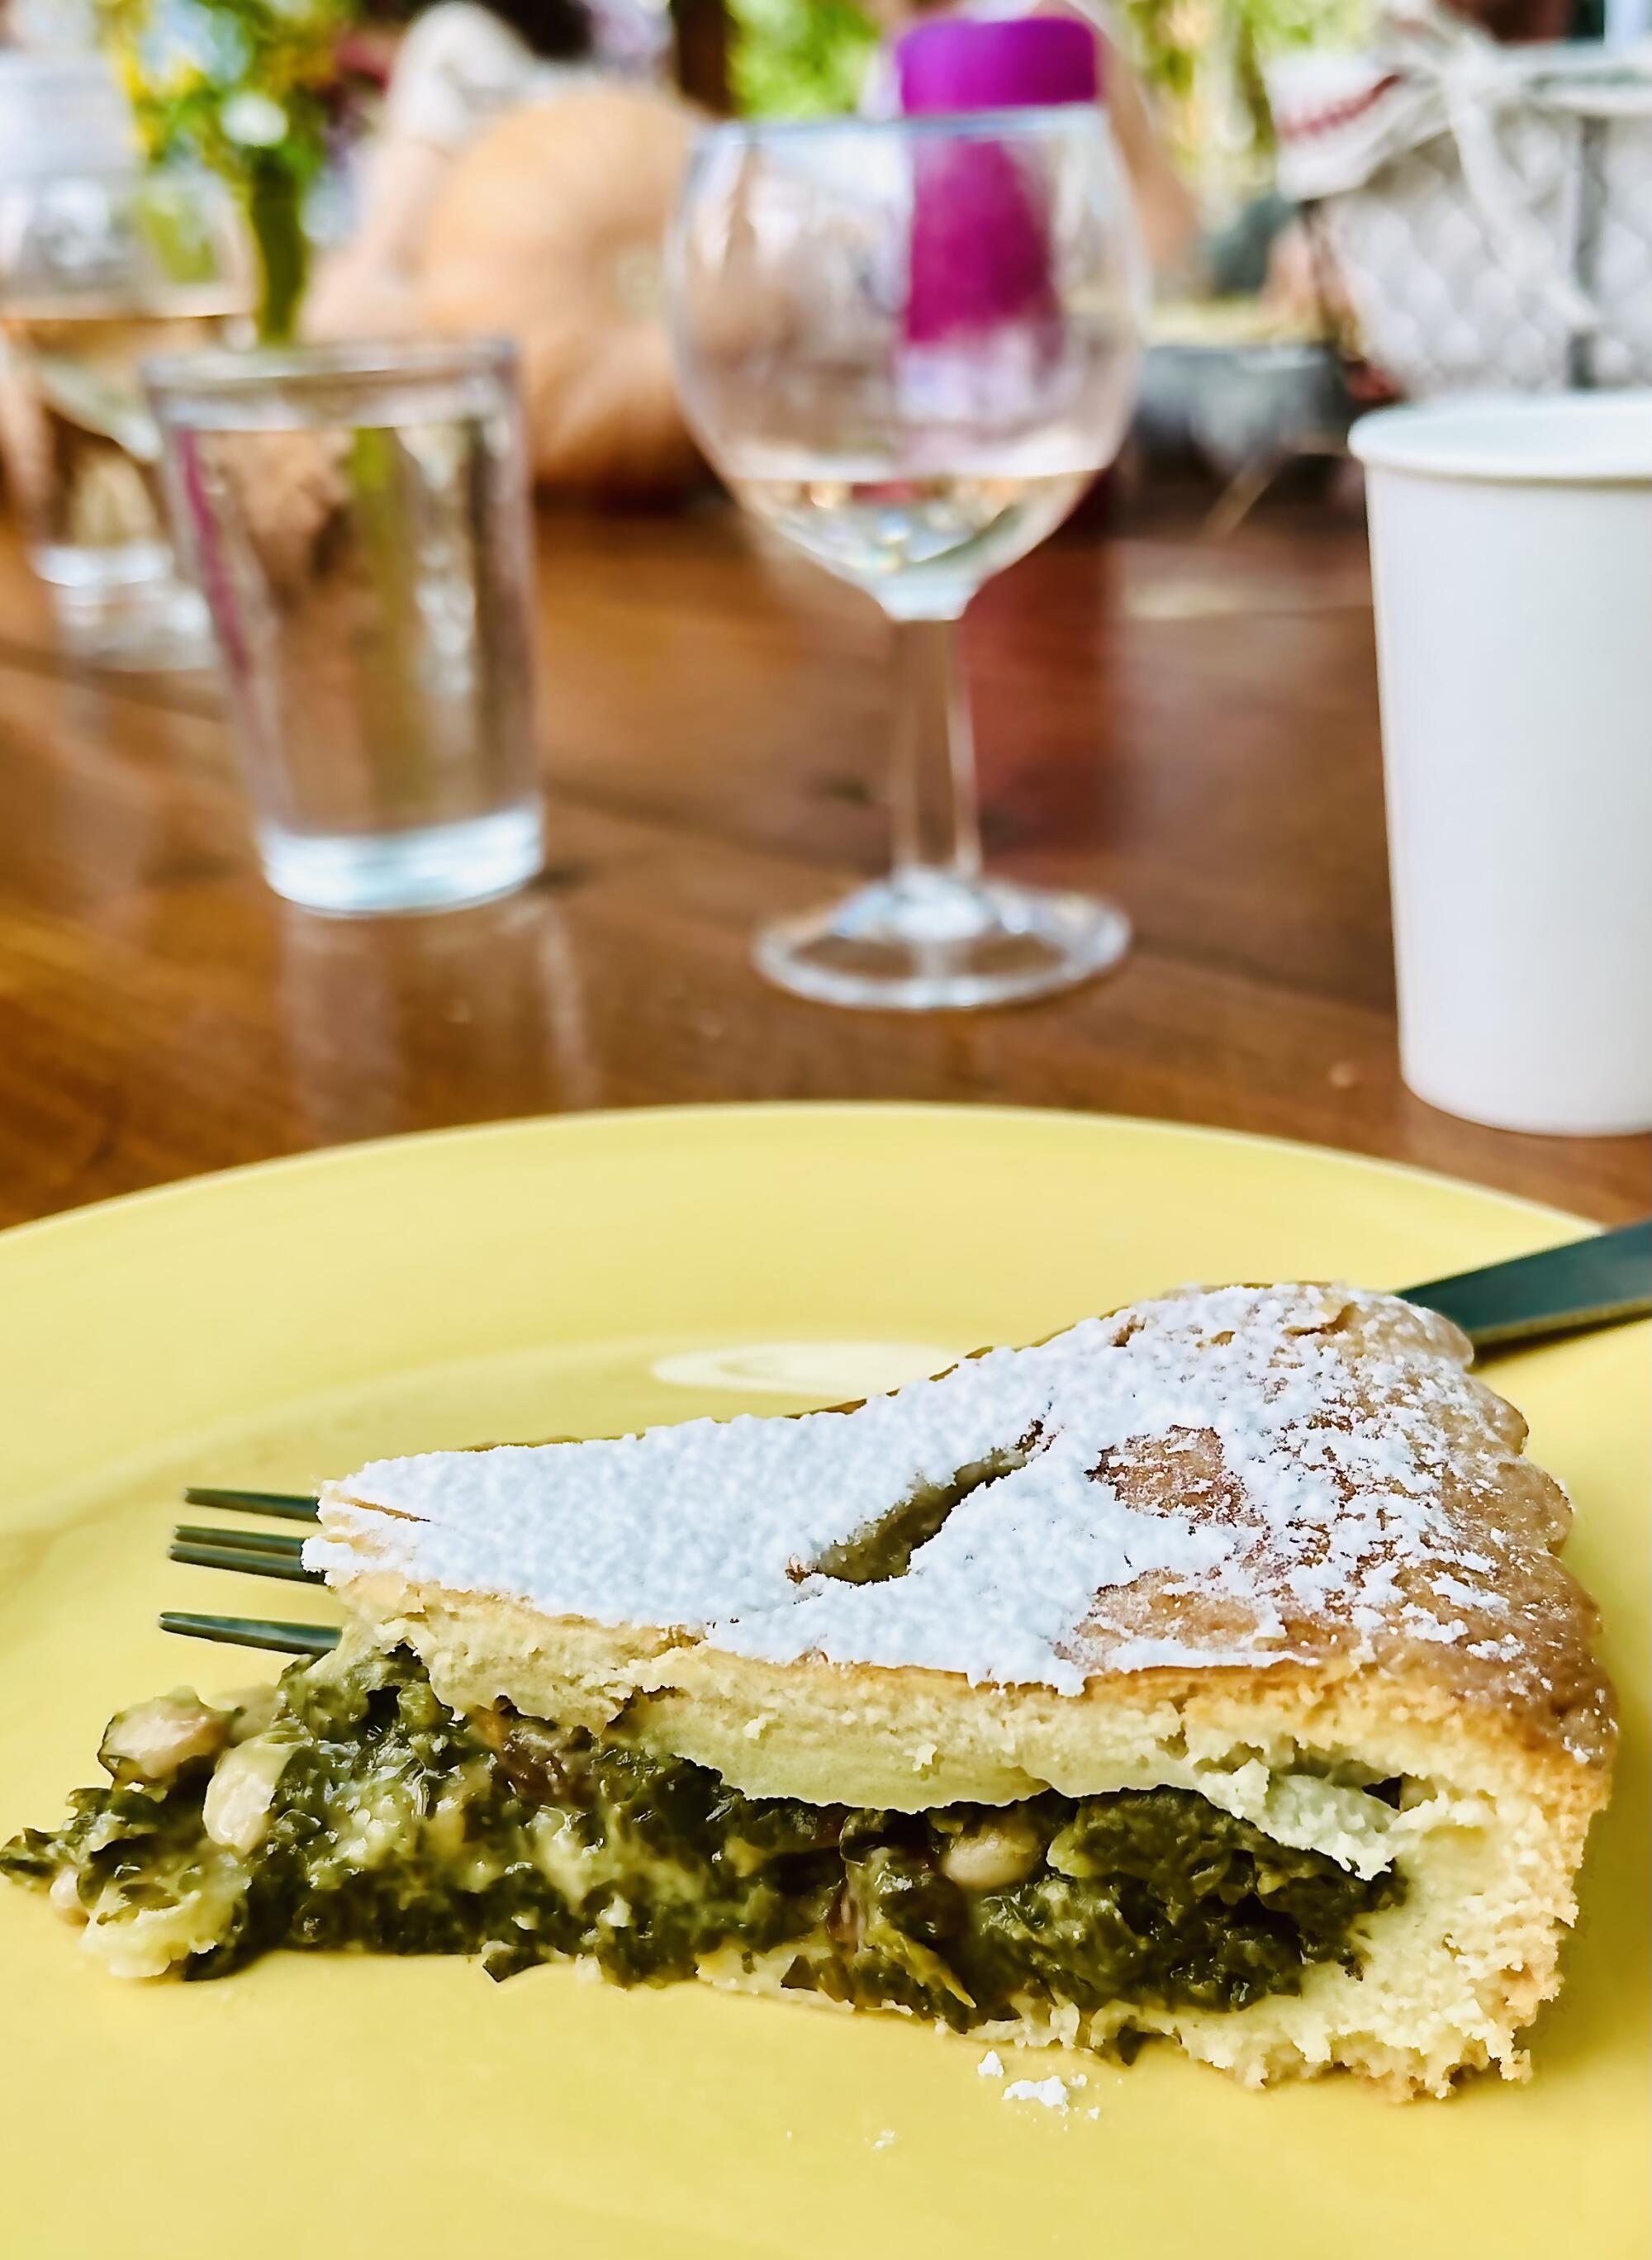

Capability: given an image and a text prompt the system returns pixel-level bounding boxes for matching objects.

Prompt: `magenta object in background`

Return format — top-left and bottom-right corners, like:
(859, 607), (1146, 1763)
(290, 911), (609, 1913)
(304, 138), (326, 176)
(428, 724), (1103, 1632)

(896, 19), (1101, 349)
(903, 141), (1059, 342)
(895, 15), (1102, 113)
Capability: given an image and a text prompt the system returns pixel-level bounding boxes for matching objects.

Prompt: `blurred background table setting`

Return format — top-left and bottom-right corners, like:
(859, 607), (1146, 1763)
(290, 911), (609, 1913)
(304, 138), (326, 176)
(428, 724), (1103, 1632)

(0, 0), (1645, 1225)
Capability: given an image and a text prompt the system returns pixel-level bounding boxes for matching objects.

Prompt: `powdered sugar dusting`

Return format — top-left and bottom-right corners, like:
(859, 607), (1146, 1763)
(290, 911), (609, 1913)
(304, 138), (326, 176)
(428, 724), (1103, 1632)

(306, 1284), (1602, 1748)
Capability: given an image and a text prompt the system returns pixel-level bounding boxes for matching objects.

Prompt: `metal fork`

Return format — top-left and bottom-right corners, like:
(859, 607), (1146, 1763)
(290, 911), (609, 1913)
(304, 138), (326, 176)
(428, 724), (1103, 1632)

(159, 1218), (1651, 1659)
(163, 1487), (335, 1657)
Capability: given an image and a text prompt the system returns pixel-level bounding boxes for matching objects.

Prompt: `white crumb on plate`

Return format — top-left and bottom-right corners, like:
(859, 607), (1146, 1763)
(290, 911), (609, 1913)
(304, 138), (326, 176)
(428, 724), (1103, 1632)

(1002, 2076), (1072, 2111)
(872, 2129), (896, 2149)
(977, 2049), (1004, 2079)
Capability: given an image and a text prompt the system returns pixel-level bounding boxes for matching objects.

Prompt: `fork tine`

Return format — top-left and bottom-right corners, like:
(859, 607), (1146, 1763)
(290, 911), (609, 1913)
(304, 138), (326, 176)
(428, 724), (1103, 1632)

(169, 1540), (323, 1584)
(182, 1487), (320, 1521)
(173, 1523), (308, 1557)
(159, 1612), (339, 1656)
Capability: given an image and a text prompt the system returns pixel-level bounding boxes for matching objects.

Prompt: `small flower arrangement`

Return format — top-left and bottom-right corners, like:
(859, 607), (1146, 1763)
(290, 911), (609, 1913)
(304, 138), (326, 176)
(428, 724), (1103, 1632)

(97, 0), (354, 339)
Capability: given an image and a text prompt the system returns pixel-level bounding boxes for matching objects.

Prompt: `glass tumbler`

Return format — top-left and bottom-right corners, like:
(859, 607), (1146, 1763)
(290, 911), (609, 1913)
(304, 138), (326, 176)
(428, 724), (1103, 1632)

(0, 56), (254, 668)
(668, 108), (1143, 1010)
(146, 339), (546, 916)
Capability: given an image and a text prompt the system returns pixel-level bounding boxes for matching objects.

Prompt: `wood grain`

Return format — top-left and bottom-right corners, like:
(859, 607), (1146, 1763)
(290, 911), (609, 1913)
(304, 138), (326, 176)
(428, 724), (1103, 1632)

(0, 496), (1644, 1233)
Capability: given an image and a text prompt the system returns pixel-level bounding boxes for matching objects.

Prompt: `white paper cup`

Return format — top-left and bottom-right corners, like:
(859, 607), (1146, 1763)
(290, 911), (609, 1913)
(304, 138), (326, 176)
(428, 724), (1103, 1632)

(1351, 394), (1652, 1137)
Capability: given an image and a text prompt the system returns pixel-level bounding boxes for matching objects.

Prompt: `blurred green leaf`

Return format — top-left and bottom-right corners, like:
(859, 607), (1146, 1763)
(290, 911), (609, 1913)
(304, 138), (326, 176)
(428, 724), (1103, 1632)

(729, 0), (879, 119)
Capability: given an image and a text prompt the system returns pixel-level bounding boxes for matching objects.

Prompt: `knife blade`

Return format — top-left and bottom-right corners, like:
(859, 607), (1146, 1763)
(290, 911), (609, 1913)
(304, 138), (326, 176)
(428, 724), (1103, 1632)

(1401, 1218), (1651, 1351)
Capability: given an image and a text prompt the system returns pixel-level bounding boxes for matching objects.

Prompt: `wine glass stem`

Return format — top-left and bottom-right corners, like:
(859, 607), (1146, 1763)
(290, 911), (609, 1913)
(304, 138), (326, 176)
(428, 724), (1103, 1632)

(889, 615), (983, 883)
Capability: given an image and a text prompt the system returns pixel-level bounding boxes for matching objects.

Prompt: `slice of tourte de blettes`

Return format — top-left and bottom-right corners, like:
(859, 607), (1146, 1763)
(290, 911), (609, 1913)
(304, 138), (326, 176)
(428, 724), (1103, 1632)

(304, 1282), (1616, 2096)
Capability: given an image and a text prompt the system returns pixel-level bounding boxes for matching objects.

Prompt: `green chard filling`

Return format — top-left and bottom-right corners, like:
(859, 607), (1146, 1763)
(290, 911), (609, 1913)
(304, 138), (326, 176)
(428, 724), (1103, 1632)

(1, 1646), (1403, 2024)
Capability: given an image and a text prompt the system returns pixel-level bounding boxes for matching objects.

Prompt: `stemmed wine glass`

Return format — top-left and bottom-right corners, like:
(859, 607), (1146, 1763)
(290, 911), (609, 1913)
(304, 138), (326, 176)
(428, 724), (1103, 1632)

(667, 106), (1144, 1010)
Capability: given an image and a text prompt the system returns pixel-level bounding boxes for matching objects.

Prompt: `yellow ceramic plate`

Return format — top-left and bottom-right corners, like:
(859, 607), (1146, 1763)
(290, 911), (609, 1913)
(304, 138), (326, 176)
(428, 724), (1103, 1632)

(1, 1105), (1645, 2260)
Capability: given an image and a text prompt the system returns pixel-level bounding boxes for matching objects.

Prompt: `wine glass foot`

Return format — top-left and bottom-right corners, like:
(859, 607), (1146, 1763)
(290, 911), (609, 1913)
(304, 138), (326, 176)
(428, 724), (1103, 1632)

(753, 870), (1131, 1012)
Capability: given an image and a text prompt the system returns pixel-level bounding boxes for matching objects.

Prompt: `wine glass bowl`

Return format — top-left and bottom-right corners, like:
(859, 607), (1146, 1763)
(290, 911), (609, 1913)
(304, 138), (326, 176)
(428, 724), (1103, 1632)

(668, 108), (1143, 1010)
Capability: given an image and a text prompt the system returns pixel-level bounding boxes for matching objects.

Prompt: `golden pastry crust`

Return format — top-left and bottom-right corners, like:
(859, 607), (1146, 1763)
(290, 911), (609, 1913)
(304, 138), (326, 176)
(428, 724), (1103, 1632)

(309, 1283), (1616, 2094)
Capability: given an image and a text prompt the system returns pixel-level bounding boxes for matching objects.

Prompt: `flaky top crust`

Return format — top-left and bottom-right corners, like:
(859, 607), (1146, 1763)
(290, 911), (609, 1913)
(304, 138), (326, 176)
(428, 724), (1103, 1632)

(307, 1284), (1615, 1769)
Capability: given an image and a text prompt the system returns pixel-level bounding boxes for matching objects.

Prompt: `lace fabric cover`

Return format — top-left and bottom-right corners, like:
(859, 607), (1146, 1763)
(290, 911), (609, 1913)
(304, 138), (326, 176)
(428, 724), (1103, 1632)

(1269, 13), (1652, 396)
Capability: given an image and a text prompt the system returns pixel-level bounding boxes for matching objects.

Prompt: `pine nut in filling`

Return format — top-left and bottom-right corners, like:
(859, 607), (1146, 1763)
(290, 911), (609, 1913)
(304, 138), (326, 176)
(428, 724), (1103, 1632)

(97, 1694), (230, 1785)
(201, 1739), (293, 1857)
(938, 1816), (1042, 1892)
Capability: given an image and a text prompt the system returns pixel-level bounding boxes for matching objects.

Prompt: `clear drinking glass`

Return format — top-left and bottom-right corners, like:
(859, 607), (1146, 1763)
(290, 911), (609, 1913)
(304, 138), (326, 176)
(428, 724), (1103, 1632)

(0, 76), (254, 667)
(146, 339), (546, 917)
(667, 109), (1143, 1009)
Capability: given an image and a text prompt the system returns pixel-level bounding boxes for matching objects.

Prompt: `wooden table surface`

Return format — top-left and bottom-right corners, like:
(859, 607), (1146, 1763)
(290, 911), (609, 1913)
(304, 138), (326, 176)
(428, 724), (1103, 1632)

(0, 494), (1645, 1235)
